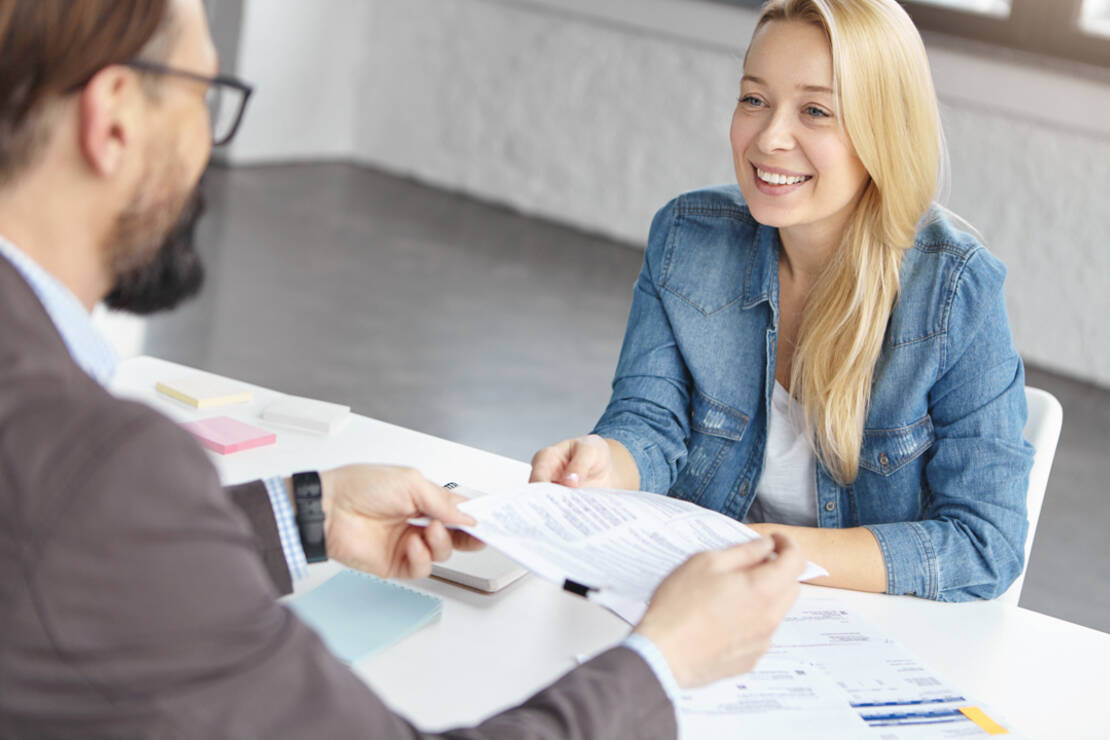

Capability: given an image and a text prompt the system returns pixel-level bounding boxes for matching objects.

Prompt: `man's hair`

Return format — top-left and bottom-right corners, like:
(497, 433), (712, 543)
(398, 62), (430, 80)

(0, 0), (173, 182)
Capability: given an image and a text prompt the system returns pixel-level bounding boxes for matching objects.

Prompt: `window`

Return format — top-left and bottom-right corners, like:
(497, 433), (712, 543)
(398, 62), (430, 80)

(1082, 0), (1110, 39)
(910, 0), (1011, 16)
(707, 0), (1110, 68)
(900, 0), (1107, 67)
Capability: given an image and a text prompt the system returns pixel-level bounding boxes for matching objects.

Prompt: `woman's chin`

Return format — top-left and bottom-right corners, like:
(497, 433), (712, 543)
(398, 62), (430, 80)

(745, 202), (800, 229)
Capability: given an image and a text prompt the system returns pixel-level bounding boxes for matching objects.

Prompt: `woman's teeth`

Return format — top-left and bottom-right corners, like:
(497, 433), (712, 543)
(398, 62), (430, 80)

(756, 168), (811, 186)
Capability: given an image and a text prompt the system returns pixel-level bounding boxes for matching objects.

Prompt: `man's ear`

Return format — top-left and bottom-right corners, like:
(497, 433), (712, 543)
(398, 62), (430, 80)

(78, 66), (141, 178)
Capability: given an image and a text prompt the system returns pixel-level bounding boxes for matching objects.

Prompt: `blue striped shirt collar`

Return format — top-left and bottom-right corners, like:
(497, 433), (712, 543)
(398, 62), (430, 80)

(0, 236), (117, 385)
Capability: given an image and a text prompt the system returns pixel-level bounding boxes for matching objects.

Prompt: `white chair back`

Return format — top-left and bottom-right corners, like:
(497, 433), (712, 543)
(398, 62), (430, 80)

(997, 387), (1063, 605)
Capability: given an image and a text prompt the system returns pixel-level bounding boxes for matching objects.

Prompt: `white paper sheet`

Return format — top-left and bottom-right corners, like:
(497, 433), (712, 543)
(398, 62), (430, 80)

(459, 483), (827, 607)
(677, 598), (1024, 738)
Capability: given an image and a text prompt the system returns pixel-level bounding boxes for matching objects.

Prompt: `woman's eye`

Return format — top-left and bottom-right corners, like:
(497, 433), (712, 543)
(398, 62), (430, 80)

(739, 95), (764, 108)
(805, 105), (830, 118)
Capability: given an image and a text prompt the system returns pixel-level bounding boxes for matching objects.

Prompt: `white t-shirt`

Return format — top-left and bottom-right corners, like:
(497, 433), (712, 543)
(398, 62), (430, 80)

(745, 381), (818, 526)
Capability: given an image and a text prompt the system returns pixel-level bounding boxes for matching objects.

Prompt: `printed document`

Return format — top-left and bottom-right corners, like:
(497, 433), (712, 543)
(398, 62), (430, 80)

(458, 483), (827, 611)
(679, 598), (1024, 738)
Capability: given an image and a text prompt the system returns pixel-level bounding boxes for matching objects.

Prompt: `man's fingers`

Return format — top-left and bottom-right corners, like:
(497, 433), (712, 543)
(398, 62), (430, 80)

(402, 530), (432, 578)
(410, 479), (477, 527)
(706, 536), (777, 571)
(753, 533), (806, 581)
(423, 520), (453, 562)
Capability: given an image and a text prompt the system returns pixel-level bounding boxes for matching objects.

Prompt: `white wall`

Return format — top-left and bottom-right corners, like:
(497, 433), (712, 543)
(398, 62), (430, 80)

(353, 0), (741, 245)
(222, 0), (1110, 388)
(225, 0), (367, 162)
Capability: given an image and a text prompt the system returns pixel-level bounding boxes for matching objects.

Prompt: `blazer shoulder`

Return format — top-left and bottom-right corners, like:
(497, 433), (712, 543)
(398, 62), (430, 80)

(2, 374), (218, 532)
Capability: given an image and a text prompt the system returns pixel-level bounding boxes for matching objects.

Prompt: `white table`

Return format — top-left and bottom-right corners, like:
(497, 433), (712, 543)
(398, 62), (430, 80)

(113, 356), (1110, 738)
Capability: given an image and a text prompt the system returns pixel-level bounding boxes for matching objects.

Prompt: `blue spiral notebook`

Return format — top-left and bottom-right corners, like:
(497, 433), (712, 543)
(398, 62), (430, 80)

(289, 569), (443, 663)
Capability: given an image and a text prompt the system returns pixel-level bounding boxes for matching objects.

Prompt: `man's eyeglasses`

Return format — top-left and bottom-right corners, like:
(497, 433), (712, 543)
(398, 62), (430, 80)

(126, 60), (253, 147)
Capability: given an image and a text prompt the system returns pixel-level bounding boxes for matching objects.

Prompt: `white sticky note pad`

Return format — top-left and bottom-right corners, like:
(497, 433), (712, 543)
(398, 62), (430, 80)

(262, 395), (350, 435)
(156, 374), (252, 408)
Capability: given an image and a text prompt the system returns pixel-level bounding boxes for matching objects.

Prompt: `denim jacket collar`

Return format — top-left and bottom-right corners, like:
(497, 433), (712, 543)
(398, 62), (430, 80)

(742, 222), (781, 322)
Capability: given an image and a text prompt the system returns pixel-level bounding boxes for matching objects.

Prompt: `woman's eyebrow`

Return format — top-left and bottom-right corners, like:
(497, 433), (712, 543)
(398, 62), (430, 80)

(742, 74), (832, 95)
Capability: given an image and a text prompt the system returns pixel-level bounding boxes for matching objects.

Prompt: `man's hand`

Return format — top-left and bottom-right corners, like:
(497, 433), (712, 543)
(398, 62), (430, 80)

(316, 465), (484, 579)
(634, 533), (804, 688)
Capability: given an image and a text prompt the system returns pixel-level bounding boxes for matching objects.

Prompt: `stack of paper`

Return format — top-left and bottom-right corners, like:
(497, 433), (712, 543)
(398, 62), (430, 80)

(261, 395), (350, 435)
(156, 374), (252, 408)
(181, 416), (276, 455)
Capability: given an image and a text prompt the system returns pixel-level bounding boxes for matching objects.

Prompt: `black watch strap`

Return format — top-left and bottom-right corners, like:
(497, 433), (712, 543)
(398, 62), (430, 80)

(292, 471), (327, 563)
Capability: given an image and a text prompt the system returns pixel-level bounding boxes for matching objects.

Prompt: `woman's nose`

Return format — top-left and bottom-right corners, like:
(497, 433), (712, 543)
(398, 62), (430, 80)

(756, 110), (795, 153)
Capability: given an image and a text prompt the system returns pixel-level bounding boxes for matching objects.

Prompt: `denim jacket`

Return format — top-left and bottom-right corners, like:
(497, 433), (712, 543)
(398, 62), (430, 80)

(593, 185), (1034, 601)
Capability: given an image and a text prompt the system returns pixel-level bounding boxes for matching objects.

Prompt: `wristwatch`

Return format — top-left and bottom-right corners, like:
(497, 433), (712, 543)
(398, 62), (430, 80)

(292, 471), (327, 563)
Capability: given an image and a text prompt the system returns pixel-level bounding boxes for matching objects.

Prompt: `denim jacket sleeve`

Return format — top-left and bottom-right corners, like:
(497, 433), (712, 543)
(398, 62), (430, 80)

(592, 200), (693, 492)
(865, 247), (1034, 602)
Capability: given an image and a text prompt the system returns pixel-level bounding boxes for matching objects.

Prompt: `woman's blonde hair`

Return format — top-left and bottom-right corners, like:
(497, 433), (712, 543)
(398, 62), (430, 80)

(751, 0), (943, 484)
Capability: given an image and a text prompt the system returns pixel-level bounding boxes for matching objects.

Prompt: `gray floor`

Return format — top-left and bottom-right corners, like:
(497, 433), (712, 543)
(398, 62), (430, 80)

(144, 162), (1110, 633)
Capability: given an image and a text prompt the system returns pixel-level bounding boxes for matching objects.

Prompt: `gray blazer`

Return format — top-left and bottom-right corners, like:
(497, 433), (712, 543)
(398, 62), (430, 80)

(0, 257), (677, 739)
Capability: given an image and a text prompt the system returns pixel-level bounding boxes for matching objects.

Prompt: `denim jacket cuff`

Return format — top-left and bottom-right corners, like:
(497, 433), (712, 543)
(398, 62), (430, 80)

(864, 521), (939, 600)
(592, 427), (668, 494)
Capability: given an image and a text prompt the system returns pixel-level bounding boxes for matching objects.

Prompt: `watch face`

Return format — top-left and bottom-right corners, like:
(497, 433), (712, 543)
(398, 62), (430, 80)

(293, 471), (326, 562)
(293, 471), (322, 499)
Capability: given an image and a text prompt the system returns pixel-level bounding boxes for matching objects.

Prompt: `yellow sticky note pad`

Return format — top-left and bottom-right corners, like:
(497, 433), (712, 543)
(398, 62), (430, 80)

(959, 706), (1009, 735)
(156, 374), (252, 408)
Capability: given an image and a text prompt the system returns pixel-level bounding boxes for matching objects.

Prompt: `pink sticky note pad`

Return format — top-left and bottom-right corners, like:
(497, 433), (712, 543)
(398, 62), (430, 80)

(181, 416), (276, 455)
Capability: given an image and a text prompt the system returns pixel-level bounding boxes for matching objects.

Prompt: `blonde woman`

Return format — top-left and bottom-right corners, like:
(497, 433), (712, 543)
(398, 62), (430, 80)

(530, 0), (1033, 601)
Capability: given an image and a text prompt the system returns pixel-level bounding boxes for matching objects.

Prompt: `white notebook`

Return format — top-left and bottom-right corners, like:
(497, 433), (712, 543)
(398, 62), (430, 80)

(432, 547), (528, 592)
(432, 483), (527, 592)
(261, 394), (350, 435)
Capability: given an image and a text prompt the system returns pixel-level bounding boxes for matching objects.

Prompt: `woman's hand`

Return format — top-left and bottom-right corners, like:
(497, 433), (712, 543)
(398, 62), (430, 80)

(529, 434), (640, 490)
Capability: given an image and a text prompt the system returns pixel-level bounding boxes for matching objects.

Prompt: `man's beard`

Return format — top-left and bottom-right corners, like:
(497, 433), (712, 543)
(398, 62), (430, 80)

(103, 166), (206, 315)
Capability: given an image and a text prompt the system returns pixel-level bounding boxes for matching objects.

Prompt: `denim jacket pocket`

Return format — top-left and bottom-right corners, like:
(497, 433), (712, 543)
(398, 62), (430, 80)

(689, 389), (750, 441)
(859, 415), (936, 476)
(670, 391), (751, 504)
(659, 213), (753, 315)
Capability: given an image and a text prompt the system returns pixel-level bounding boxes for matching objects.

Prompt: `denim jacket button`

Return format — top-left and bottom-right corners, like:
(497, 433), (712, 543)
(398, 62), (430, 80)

(879, 452), (890, 468)
(824, 501), (836, 512)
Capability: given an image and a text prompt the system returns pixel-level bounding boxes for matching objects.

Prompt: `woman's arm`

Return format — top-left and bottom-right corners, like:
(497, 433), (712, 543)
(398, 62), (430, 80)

(860, 248), (1032, 601)
(532, 199), (694, 493)
(747, 523), (887, 593)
